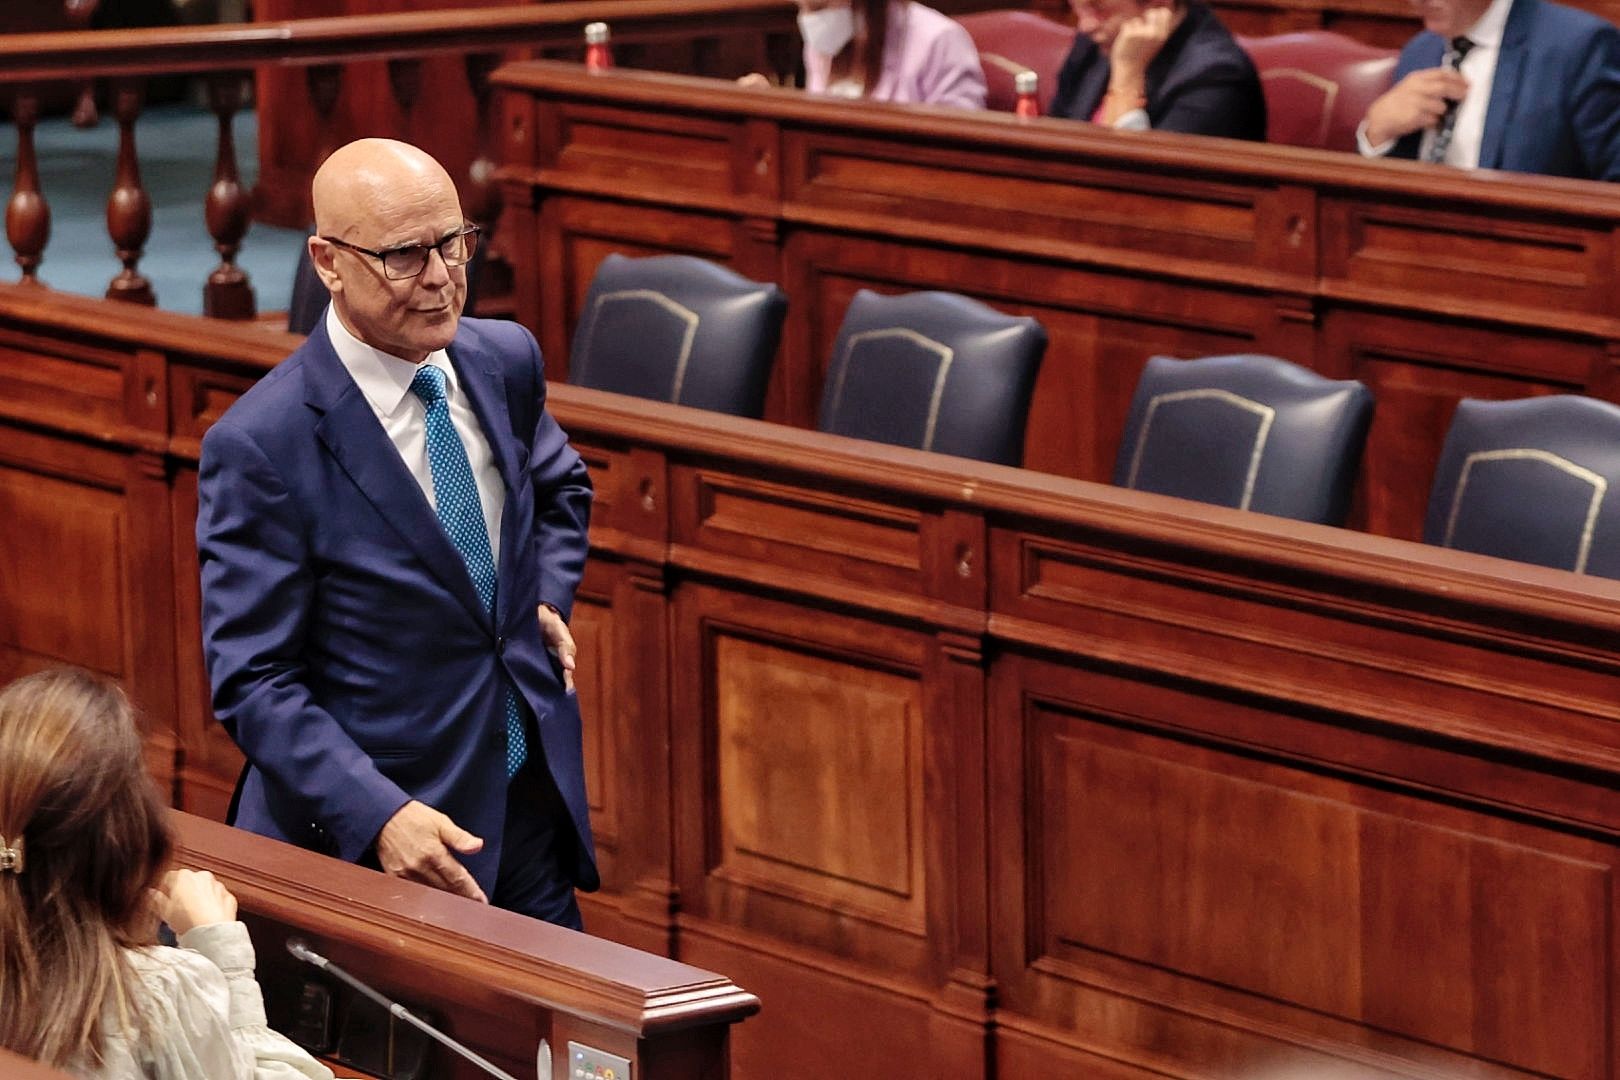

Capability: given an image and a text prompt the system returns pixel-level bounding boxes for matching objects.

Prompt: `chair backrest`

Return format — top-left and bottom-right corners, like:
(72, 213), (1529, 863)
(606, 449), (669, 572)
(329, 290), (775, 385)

(1236, 31), (1397, 150)
(955, 9), (1074, 113)
(1423, 395), (1620, 578)
(1113, 353), (1374, 525)
(816, 289), (1047, 466)
(569, 253), (787, 418)
(288, 235), (487, 336)
(287, 238), (326, 336)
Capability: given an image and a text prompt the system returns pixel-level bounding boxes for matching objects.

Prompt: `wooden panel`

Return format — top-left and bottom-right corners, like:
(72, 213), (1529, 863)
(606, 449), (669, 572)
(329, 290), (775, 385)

(1322, 199), (1614, 319)
(786, 131), (1274, 269)
(715, 633), (925, 929)
(0, 332), (125, 436)
(674, 582), (936, 977)
(573, 587), (618, 853)
(993, 658), (1619, 1079)
(0, 457), (126, 678)
(556, 106), (740, 195)
(677, 466), (928, 591)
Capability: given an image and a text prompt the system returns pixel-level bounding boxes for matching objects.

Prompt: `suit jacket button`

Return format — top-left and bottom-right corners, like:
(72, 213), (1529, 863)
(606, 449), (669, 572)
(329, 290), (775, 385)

(497, 636), (507, 653)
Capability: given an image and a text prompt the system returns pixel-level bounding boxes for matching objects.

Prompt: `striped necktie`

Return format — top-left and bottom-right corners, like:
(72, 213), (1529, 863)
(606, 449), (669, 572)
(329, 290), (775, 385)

(1424, 36), (1476, 165)
(410, 363), (527, 776)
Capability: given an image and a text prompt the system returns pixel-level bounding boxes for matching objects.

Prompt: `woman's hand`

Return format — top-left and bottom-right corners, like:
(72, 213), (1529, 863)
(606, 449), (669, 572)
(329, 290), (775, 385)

(152, 869), (238, 936)
(1109, 5), (1177, 83)
(736, 73), (773, 89)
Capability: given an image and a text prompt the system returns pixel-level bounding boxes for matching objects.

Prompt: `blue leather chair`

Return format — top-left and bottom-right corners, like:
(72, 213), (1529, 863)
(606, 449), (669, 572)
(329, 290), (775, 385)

(1424, 395), (1620, 577)
(1113, 353), (1374, 525)
(569, 253), (787, 418)
(816, 289), (1047, 466)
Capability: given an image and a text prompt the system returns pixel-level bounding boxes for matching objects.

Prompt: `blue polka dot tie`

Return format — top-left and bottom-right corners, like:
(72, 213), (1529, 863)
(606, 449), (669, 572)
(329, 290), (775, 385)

(410, 364), (526, 776)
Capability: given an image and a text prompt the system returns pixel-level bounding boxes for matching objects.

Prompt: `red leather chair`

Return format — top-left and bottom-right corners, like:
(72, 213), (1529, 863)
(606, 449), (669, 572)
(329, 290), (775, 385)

(1236, 31), (1397, 151)
(956, 9), (1075, 113)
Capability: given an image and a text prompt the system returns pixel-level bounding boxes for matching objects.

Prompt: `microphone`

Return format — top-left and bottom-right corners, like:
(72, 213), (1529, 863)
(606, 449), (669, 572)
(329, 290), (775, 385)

(285, 937), (522, 1080)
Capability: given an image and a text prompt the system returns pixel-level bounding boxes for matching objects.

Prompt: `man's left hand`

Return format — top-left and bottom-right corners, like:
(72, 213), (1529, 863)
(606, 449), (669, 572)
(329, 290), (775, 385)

(538, 603), (577, 692)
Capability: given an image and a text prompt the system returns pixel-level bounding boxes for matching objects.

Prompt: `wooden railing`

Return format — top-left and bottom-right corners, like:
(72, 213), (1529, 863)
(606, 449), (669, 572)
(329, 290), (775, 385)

(491, 59), (1620, 542)
(176, 812), (759, 1080)
(0, 0), (799, 317)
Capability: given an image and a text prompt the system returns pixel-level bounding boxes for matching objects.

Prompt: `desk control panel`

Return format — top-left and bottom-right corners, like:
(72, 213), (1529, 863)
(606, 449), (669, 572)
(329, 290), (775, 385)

(567, 1042), (632, 1080)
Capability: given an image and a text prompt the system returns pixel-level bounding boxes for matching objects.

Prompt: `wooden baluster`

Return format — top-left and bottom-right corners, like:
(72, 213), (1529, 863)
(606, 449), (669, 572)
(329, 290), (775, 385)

(387, 57), (422, 134)
(203, 73), (255, 319)
(305, 63), (344, 194)
(64, 0), (101, 128)
(104, 80), (155, 306)
(7, 90), (52, 285)
(463, 52), (511, 304)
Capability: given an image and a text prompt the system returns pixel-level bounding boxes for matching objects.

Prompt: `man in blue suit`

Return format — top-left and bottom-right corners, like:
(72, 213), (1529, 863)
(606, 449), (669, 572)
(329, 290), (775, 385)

(197, 138), (595, 928)
(1359, 0), (1620, 179)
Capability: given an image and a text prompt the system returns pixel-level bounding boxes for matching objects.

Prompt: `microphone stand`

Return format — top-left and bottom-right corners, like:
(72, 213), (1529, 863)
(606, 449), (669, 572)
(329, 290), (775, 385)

(286, 937), (525, 1080)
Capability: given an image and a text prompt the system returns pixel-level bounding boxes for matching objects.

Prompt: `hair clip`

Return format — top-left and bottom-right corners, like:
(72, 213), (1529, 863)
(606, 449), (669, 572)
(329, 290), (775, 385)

(0, 834), (23, 874)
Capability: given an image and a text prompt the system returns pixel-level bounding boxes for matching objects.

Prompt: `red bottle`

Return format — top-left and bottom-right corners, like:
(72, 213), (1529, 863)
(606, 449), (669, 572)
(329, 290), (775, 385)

(584, 21), (614, 71)
(1014, 71), (1039, 119)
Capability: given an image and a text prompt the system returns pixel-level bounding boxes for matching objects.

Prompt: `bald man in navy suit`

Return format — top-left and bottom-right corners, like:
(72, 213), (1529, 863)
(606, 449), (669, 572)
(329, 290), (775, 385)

(197, 139), (595, 928)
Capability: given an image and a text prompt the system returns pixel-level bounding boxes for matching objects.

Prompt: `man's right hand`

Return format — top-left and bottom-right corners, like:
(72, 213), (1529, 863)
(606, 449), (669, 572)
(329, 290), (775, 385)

(1363, 68), (1470, 148)
(376, 800), (488, 903)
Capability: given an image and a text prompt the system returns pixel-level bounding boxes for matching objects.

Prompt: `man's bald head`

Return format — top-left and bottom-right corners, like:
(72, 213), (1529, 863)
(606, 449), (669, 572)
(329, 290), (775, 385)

(308, 138), (469, 364)
(312, 138), (457, 240)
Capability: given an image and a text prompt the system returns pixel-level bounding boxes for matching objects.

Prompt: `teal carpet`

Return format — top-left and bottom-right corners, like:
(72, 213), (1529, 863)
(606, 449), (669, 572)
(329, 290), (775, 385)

(0, 103), (306, 317)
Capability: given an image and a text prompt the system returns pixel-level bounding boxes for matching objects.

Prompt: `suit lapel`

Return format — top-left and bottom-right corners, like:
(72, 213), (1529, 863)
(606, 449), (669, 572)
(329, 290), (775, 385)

(302, 323), (491, 629)
(1478, 0), (1534, 170)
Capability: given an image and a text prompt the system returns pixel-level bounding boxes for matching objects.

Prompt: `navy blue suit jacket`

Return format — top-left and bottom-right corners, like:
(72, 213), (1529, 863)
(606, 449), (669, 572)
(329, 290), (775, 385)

(196, 315), (597, 897)
(1390, 0), (1620, 179)
(1050, 2), (1266, 140)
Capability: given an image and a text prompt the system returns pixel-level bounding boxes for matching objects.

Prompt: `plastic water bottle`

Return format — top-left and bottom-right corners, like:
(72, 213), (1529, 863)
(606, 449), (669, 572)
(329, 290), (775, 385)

(585, 22), (614, 71)
(1014, 71), (1040, 119)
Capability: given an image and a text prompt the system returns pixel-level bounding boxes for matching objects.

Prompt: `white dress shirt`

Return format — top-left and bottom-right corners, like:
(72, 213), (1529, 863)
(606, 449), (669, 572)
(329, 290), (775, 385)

(325, 304), (505, 564)
(1358, 0), (1514, 168)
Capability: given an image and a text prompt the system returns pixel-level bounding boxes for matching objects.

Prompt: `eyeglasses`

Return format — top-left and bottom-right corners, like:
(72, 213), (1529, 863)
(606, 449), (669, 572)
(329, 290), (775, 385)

(320, 223), (480, 281)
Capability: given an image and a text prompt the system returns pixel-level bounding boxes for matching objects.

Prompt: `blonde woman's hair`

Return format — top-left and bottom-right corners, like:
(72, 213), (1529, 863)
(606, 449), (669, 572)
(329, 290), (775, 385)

(0, 667), (172, 1068)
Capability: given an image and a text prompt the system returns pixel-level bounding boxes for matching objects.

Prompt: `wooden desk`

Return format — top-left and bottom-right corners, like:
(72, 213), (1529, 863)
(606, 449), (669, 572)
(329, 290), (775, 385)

(175, 812), (758, 1080)
(5, 273), (1620, 1079)
(492, 60), (1620, 543)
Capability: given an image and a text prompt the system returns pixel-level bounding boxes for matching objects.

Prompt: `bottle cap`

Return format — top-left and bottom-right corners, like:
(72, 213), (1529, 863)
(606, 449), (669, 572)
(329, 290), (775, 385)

(584, 21), (610, 45)
(1014, 70), (1038, 95)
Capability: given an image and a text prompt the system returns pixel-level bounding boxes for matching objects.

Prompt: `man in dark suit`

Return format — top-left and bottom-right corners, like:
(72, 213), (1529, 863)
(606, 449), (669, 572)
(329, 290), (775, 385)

(1050, 0), (1265, 140)
(1359, 0), (1620, 179)
(196, 138), (596, 928)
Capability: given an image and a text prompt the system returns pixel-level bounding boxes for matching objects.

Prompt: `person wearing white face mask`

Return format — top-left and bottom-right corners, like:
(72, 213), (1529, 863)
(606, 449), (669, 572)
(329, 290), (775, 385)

(787, 0), (987, 108)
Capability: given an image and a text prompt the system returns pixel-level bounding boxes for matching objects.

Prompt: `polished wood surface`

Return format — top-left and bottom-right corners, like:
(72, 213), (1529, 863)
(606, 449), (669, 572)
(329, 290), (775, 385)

(493, 59), (1620, 542)
(4, 279), (1620, 1077)
(175, 812), (759, 1080)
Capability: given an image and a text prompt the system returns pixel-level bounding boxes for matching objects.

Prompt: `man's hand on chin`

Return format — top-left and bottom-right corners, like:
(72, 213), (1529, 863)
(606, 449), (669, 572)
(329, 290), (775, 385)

(376, 800), (488, 902)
